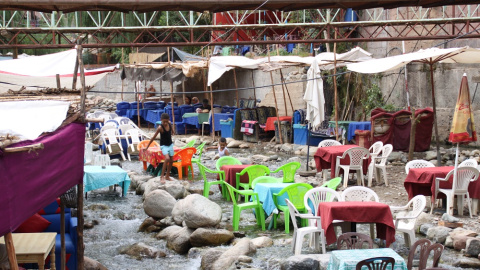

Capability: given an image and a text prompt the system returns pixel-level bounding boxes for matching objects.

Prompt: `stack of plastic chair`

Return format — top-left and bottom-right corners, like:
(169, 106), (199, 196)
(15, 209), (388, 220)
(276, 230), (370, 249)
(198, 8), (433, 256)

(167, 102), (178, 107)
(84, 142), (94, 164)
(165, 105), (185, 134)
(115, 102), (130, 117)
(144, 101), (157, 110)
(221, 106), (230, 113)
(130, 102), (143, 110)
(125, 129), (142, 161)
(101, 129), (126, 160)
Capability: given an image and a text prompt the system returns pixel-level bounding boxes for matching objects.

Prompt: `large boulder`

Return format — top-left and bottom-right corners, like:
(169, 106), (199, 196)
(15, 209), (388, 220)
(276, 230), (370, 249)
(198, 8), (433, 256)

(171, 194), (222, 228)
(143, 190), (177, 219)
(118, 242), (166, 259)
(251, 236), (274, 249)
(84, 257), (108, 270)
(166, 227), (194, 254)
(143, 177), (163, 198)
(190, 228), (234, 247)
(426, 226), (452, 244)
(156, 225), (183, 240)
(466, 238), (480, 257)
(211, 238), (257, 270)
(227, 140), (242, 148)
(281, 254), (331, 270)
(162, 182), (187, 199)
(201, 249), (225, 270)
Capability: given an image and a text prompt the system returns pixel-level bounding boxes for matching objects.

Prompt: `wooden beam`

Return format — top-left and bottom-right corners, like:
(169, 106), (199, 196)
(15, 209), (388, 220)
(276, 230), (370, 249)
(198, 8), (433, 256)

(5, 232), (18, 270)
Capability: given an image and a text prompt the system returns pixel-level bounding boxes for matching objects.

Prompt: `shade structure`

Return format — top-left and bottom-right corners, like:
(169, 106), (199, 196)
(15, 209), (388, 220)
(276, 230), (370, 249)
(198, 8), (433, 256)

(304, 58), (325, 129)
(346, 46), (480, 164)
(449, 74), (477, 143)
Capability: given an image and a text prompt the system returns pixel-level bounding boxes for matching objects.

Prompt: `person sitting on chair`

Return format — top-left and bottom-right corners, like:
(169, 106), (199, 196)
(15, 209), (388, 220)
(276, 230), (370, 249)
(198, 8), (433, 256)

(192, 97), (200, 104)
(146, 84), (156, 98)
(184, 96), (192, 105)
(200, 98), (212, 112)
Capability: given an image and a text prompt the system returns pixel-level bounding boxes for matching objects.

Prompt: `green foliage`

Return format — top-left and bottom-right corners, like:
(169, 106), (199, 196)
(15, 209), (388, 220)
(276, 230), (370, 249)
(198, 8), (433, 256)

(360, 75), (396, 115)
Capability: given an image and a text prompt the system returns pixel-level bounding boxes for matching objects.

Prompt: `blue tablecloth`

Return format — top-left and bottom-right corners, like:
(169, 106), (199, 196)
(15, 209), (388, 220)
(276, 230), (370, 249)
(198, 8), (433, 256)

(83, 166), (131, 196)
(146, 110), (163, 124)
(183, 114), (199, 126)
(347, 121), (371, 141)
(254, 183), (293, 216)
(210, 113), (234, 132)
(327, 248), (408, 270)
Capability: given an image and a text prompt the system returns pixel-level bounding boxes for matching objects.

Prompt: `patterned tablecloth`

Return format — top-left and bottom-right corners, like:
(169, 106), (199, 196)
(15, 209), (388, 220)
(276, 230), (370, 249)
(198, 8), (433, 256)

(139, 146), (180, 170)
(254, 183), (293, 216)
(83, 166), (131, 196)
(327, 248), (408, 270)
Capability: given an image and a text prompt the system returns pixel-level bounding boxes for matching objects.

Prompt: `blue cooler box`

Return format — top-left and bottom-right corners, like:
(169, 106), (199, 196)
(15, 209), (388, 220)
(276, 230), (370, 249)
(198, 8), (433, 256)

(220, 120), (234, 138)
(293, 124), (326, 146)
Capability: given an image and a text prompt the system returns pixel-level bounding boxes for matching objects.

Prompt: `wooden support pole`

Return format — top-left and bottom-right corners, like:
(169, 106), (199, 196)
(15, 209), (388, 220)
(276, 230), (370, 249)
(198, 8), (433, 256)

(251, 70), (257, 103)
(5, 232), (18, 270)
(136, 82), (141, 128)
(279, 70), (288, 116)
(56, 74), (61, 89)
(60, 200), (66, 270)
(267, 49), (283, 144)
(170, 81), (176, 133)
(76, 39), (85, 270)
(209, 85), (215, 140)
(279, 69), (294, 114)
(333, 33), (339, 141)
(3, 143), (43, 153)
(429, 63), (441, 165)
(72, 55), (79, 90)
(233, 69), (240, 108)
(121, 79), (124, 101)
(182, 80), (186, 105)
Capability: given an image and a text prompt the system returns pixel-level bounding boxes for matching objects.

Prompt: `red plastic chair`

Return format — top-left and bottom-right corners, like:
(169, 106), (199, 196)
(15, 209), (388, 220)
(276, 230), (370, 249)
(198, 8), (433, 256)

(172, 147), (197, 180)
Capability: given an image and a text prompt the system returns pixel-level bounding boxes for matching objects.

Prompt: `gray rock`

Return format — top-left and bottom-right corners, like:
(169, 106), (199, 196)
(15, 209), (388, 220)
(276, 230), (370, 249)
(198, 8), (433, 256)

(445, 235), (453, 248)
(143, 189), (177, 219)
(171, 194), (222, 229)
(211, 238), (257, 270)
(430, 160), (439, 166)
(419, 224), (434, 236)
(239, 143), (250, 149)
(281, 144), (294, 152)
(287, 157), (302, 164)
(118, 242), (166, 259)
(466, 238), (480, 257)
(450, 227), (478, 238)
(251, 154), (269, 163)
(251, 236), (274, 248)
(268, 155), (279, 161)
(136, 182), (147, 196)
(84, 256), (108, 270)
(138, 217), (156, 232)
(237, 255), (253, 263)
(201, 249), (224, 270)
(425, 151), (437, 161)
(143, 177), (163, 198)
(442, 213), (460, 223)
(453, 257), (480, 268)
(281, 254), (331, 270)
(387, 152), (404, 163)
(426, 226), (453, 244)
(163, 182), (186, 199)
(156, 225), (183, 240)
(237, 157), (252, 165)
(415, 213), (431, 233)
(167, 227), (194, 254)
(453, 235), (475, 251)
(190, 228), (234, 247)
(227, 140), (242, 148)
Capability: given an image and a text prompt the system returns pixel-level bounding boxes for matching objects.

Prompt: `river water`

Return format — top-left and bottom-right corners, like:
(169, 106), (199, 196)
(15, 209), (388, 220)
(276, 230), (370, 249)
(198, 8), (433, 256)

(82, 146), (472, 270)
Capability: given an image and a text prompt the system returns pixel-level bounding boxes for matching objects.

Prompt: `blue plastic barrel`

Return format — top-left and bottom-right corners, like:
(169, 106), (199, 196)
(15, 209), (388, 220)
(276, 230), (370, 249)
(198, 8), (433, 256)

(344, 8), (358, 22)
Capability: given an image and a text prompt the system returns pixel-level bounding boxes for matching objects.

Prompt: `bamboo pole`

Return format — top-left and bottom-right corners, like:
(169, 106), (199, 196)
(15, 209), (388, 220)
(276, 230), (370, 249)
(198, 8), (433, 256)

(3, 143), (43, 153)
(72, 55), (79, 90)
(279, 70), (294, 114)
(233, 69), (240, 108)
(121, 79), (124, 100)
(333, 33), (339, 141)
(167, 47), (176, 133)
(268, 48), (283, 144)
(76, 40), (85, 270)
(5, 232), (18, 270)
(279, 70), (288, 116)
(136, 82), (141, 128)
(56, 74), (61, 89)
(209, 85), (215, 140)
(60, 200), (66, 270)
(182, 80), (186, 105)
(251, 70), (257, 103)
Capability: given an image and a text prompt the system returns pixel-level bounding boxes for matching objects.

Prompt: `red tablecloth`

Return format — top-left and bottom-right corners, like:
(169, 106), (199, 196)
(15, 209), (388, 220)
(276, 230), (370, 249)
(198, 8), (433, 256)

(314, 145), (369, 178)
(221, 165), (251, 187)
(139, 147), (180, 170)
(404, 166), (480, 201)
(318, 201), (396, 247)
(265, 116), (292, 131)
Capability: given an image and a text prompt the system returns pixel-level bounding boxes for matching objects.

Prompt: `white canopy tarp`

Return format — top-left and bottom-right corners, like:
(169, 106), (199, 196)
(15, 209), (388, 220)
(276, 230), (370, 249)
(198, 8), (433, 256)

(207, 47), (373, 86)
(0, 49), (116, 93)
(0, 100), (69, 140)
(303, 58), (325, 129)
(346, 46), (480, 74)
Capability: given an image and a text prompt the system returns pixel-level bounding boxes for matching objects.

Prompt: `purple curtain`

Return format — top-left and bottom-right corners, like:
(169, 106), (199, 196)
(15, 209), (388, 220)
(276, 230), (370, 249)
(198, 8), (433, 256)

(0, 123), (85, 237)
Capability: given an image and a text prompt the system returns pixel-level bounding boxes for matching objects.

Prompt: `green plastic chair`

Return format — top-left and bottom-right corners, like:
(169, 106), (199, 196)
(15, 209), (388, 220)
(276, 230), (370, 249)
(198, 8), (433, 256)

(273, 162), (301, 183)
(181, 139), (196, 149)
(251, 176), (283, 189)
(191, 141), (207, 165)
(320, 177), (342, 201)
(225, 182), (266, 231)
(236, 165), (270, 202)
(215, 156), (242, 200)
(272, 183), (313, 234)
(198, 163), (225, 198)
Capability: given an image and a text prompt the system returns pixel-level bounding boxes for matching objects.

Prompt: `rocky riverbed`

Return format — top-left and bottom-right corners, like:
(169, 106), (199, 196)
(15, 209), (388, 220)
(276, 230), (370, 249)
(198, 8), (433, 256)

(83, 134), (480, 269)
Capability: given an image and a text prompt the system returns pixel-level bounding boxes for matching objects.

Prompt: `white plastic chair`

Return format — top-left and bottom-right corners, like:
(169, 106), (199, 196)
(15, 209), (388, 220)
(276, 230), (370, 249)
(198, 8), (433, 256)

(431, 167), (479, 217)
(201, 111), (213, 137)
(335, 147), (370, 188)
(115, 117), (131, 125)
(286, 199), (326, 255)
(318, 139), (342, 180)
(373, 144), (393, 187)
(93, 154), (111, 166)
(341, 186), (379, 238)
(93, 110), (105, 118)
(100, 124), (117, 133)
(390, 195), (427, 247)
(84, 142), (94, 164)
(304, 187), (345, 247)
(459, 159), (478, 168)
(118, 124), (135, 135)
(367, 141), (383, 187)
(125, 129), (142, 161)
(405, 160), (435, 174)
(101, 129), (126, 160)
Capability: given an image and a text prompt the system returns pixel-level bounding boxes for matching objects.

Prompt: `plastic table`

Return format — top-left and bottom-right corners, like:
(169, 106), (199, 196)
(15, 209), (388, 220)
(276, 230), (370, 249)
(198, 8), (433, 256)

(327, 248), (408, 270)
(83, 165), (131, 196)
(254, 183), (293, 216)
